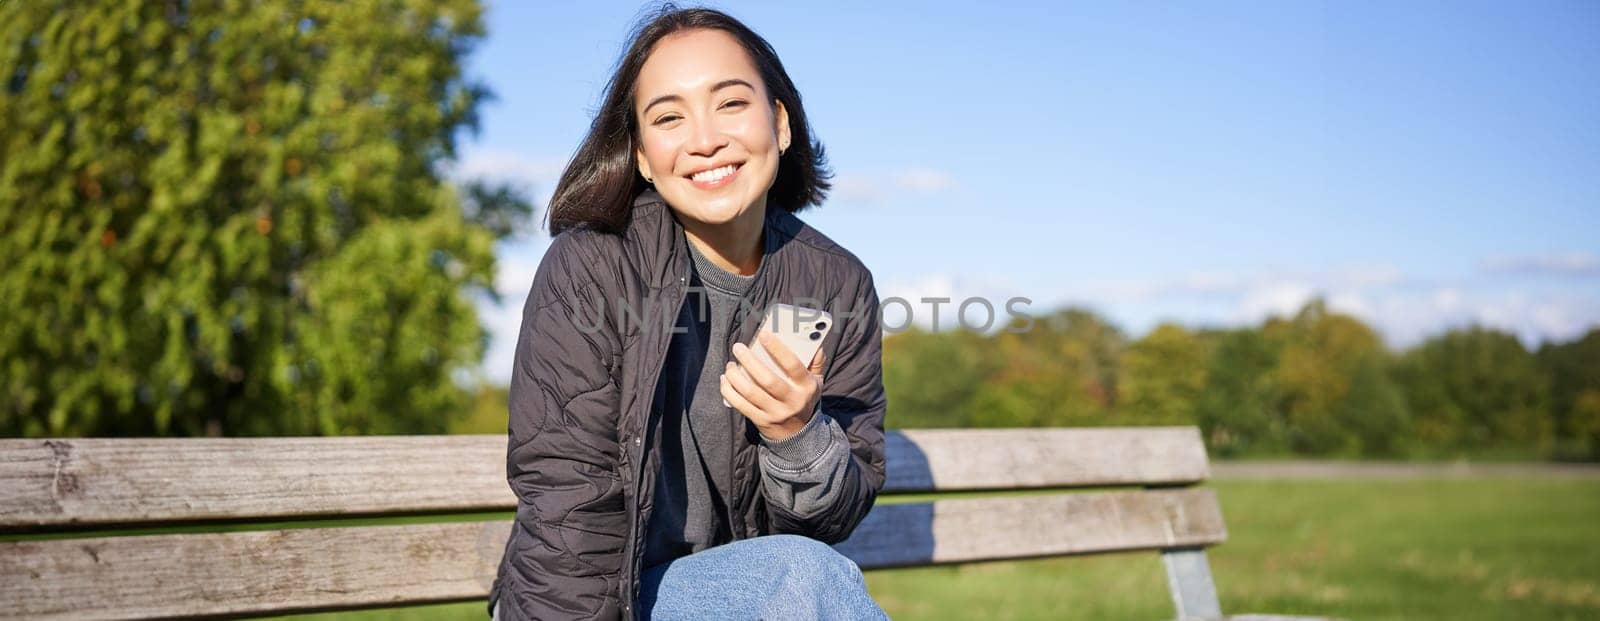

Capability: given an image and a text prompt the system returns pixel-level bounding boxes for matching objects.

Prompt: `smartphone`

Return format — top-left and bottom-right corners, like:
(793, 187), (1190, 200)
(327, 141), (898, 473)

(723, 303), (833, 407)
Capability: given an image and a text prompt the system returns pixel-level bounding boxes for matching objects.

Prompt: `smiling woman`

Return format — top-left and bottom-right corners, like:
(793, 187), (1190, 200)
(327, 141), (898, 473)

(489, 4), (889, 621)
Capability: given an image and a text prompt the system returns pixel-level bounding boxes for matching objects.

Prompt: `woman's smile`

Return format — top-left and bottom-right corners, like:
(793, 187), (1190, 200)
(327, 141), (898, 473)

(686, 162), (743, 190)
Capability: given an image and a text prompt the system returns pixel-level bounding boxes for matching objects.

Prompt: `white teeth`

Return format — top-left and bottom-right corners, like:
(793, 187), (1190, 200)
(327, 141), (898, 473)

(690, 164), (737, 183)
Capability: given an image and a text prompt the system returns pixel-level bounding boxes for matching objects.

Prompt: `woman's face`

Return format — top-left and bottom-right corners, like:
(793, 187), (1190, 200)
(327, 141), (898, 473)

(633, 28), (790, 229)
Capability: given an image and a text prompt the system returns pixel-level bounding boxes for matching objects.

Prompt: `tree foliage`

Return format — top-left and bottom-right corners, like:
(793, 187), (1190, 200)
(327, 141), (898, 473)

(1538, 329), (1600, 460)
(881, 326), (996, 428)
(1193, 328), (1283, 456)
(1118, 322), (1210, 426)
(1395, 326), (1550, 454)
(1262, 299), (1409, 456)
(881, 296), (1597, 461)
(1, 0), (514, 436)
(967, 308), (1126, 428)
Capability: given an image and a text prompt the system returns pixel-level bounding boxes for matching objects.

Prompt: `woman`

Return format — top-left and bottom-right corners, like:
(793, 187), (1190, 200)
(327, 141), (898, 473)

(488, 6), (889, 620)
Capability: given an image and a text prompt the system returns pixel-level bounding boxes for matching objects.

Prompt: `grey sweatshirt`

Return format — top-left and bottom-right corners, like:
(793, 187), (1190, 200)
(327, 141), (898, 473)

(640, 232), (854, 570)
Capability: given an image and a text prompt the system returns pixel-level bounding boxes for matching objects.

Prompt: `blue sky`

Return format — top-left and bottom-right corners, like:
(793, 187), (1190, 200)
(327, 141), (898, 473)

(453, 1), (1600, 382)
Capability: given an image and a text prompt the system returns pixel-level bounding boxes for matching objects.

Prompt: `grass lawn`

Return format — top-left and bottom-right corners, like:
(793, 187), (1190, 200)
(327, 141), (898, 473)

(268, 477), (1598, 620)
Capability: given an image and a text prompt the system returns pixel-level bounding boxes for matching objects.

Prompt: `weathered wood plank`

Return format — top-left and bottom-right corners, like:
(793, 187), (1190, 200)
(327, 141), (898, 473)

(834, 488), (1226, 568)
(0, 427), (1210, 529)
(884, 426), (1210, 492)
(0, 436), (513, 531)
(0, 489), (1225, 620)
(0, 521), (512, 621)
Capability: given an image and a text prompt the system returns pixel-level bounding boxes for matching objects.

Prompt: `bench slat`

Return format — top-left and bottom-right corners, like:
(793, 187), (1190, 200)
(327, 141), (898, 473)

(0, 436), (511, 531)
(0, 489), (1225, 620)
(0, 427), (1210, 530)
(0, 521), (509, 621)
(834, 488), (1226, 567)
(885, 426), (1209, 492)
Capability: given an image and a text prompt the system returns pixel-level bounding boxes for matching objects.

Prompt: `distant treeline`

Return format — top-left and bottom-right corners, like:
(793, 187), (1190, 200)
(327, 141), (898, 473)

(881, 298), (1600, 462)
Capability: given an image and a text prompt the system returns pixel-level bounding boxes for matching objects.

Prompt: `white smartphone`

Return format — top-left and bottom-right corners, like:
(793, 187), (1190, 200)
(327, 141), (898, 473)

(724, 303), (833, 407)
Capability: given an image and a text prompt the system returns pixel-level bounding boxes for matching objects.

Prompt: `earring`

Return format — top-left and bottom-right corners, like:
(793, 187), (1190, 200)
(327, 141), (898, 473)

(643, 174), (653, 184)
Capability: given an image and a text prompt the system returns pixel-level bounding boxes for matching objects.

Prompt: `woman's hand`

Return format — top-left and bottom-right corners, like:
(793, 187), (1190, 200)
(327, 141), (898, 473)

(721, 330), (826, 442)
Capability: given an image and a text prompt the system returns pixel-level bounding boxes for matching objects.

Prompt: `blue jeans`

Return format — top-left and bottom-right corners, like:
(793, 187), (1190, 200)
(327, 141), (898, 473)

(637, 534), (889, 620)
(490, 534), (887, 620)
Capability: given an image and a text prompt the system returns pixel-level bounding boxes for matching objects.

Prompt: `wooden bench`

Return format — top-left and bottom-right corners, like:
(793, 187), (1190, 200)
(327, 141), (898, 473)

(1, 426), (1330, 620)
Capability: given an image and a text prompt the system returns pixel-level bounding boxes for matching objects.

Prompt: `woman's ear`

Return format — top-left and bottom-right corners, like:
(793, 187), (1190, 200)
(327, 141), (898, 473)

(774, 99), (791, 153)
(635, 147), (654, 182)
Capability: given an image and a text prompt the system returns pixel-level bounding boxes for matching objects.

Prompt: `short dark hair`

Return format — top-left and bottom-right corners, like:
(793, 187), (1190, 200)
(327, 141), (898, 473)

(545, 4), (832, 235)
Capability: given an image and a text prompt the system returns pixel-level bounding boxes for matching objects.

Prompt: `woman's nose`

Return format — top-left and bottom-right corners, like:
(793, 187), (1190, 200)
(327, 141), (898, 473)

(685, 117), (727, 156)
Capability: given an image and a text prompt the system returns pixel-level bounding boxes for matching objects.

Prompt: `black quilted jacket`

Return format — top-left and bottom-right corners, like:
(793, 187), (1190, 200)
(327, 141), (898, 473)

(487, 189), (888, 620)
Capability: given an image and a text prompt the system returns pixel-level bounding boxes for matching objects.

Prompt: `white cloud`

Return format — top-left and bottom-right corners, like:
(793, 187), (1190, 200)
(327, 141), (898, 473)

(451, 148), (566, 187)
(1326, 264), (1406, 288)
(876, 273), (1029, 334)
(894, 168), (956, 193)
(1481, 251), (1600, 277)
(1048, 262), (1598, 350)
(1328, 288), (1599, 349)
(1084, 263), (1410, 302)
(830, 174), (885, 203)
(448, 148), (568, 214)
(1235, 282), (1320, 322)
(829, 167), (958, 205)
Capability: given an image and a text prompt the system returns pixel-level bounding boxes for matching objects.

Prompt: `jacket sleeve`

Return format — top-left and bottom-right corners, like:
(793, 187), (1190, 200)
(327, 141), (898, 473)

(495, 233), (627, 621)
(761, 269), (887, 544)
(756, 405), (854, 517)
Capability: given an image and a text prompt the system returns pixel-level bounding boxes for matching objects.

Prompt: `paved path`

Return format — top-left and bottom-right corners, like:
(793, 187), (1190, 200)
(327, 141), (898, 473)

(1210, 460), (1600, 480)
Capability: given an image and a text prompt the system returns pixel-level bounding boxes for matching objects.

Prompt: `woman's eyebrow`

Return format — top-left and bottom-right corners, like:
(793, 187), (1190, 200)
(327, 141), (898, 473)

(641, 78), (755, 116)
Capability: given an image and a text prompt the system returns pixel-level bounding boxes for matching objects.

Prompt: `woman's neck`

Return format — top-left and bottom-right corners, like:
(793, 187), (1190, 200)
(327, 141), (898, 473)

(679, 202), (766, 276)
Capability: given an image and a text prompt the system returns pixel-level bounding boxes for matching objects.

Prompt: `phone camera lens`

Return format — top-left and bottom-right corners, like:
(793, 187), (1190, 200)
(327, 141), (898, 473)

(809, 331), (822, 341)
(815, 321), (827, 331)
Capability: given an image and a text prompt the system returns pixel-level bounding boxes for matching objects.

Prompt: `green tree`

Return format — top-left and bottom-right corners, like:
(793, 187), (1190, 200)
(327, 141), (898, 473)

(1, 0), (519, 437)
(1118, 322), (1210, 426)
(968, 308), (1126, 428)
(881, 327), (995, 428)
(1393, 326), (1552, 456)
(1263, 298), (1408, 456)
(1194, 328), (1286, 456)
(1335, 352), (1411, 457)
(1537, 328), (1600, 460)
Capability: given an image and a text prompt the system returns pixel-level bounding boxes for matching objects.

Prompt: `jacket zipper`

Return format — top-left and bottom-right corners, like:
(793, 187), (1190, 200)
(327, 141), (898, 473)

(623, 278), (687, 621)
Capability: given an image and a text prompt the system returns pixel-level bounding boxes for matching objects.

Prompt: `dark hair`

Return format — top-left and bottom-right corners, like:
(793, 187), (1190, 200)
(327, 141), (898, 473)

(546, 4), (832, 235)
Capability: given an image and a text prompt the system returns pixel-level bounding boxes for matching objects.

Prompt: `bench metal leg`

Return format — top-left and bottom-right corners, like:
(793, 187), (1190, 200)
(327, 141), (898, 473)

(1162, 547), (1223, 620)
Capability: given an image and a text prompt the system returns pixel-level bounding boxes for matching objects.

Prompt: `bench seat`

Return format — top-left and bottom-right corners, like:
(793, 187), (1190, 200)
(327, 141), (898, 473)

(0, 427), (1333, 620)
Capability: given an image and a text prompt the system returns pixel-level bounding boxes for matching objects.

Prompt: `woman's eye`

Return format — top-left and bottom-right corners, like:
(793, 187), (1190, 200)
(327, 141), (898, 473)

(721, 100), (747, 110)
(653, 114), (681, 126)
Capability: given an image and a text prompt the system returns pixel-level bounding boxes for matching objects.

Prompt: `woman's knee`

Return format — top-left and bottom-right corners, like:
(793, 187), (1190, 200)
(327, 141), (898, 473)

(758, 534), (862, 582)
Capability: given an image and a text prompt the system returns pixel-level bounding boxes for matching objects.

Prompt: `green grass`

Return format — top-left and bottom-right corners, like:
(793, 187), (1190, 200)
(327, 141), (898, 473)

(865, 479), (1600, 621)
(210, 479), (1600, 620)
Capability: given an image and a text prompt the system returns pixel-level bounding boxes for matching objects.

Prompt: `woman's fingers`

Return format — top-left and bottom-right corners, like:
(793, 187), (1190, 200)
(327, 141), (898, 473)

(731, 340), (793, 400)
(720, 372), (764, 421)
(757, 330), (811, 383)
(724, 360), (780, 414)
(725, 333), (826, 430)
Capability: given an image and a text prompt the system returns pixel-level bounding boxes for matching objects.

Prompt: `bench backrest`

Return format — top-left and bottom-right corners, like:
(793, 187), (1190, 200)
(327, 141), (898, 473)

(0, 426), (1225, 620)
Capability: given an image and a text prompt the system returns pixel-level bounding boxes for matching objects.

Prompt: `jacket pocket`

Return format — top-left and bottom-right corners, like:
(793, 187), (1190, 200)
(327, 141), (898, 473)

(553, 474), (628, 575)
